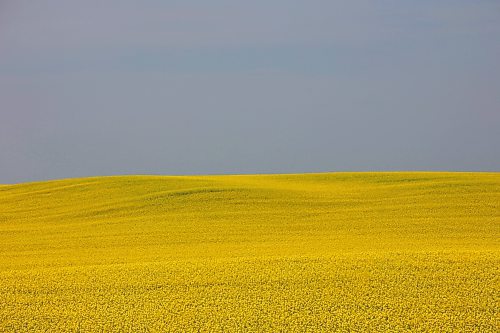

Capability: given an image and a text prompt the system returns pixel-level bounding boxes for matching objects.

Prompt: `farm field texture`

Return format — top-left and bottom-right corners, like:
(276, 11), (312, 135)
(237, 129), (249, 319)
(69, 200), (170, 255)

(0, 172), (498, 332)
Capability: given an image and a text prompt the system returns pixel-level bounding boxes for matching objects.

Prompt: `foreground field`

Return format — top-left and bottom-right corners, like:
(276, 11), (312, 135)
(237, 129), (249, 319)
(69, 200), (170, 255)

(0, 172), (498, 332)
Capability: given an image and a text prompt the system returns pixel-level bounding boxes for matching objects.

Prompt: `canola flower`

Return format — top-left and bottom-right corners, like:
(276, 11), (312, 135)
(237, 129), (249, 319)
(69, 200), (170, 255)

(0, 172), (498, 332)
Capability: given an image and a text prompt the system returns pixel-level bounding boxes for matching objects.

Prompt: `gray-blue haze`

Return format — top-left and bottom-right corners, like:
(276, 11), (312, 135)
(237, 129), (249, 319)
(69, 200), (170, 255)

(1, 0), (499, 183)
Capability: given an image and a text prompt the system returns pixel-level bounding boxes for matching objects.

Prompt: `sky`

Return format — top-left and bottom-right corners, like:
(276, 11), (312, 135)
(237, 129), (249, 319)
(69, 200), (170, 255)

(1, 0), (499, 183)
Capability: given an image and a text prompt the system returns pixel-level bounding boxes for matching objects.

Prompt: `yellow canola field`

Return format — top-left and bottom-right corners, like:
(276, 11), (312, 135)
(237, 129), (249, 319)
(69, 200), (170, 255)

(0, 172), (498, 332)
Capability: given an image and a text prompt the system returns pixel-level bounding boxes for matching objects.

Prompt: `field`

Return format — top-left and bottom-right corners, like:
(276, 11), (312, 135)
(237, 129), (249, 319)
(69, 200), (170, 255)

(0, 172), (498, 332)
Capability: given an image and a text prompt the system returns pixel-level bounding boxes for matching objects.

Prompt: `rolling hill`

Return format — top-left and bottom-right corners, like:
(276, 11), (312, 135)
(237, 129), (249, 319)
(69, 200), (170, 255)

(0, 172), (498, 331)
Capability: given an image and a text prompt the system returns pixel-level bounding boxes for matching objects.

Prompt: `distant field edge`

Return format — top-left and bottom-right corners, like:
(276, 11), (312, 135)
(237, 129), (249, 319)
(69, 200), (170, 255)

(1, 170), (498, 187)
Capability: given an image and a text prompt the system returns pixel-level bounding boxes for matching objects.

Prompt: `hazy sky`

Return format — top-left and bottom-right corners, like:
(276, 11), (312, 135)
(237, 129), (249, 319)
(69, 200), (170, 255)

(1, 0), (499, 183)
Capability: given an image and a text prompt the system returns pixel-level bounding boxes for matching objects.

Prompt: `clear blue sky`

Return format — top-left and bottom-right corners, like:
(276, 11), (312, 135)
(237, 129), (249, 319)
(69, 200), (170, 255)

(1, 0), (499, 183)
